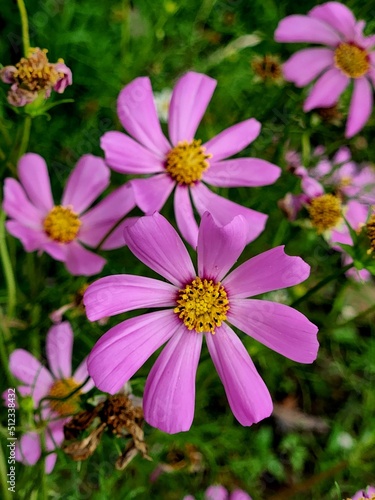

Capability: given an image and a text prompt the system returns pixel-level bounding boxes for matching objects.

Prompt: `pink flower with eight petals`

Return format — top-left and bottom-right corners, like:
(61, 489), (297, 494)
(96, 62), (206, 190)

(6, 322), (94, 473)
(84, 212), (318, 434)
(3, 153), (135, 276)
(101, 71), (281, 248)
(275, 2), (375, 138)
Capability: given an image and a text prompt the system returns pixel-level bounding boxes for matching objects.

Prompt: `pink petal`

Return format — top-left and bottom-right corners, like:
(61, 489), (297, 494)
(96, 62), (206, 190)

(197, 212), (247, 282)
(84, 274), (178, 321)
(144, 324), (202, 433)
(345, 77), (373, 138)
(205, 485), (228, 500)
(191, 182), (267, 245)
(206, 323), (273, 426)
(345, 200), (368, 229)
(16, 432), (41, 465)
(5, 221), (48, 252)
(46, 322), (73, 379)
(45, 453), (57, 474)
(203, 118), (261, 162)
(227, 299), (319, 363)
(100, 131), (165, 174)
(117, 77), (171, 156)
(283, 48), (334, 87)
(222, 246), (310, 298)
(99, 217), (135, 251)
(301, 176), (324, 198)
(88, 310), (180, 394)
(204, 158), (281, 187)
(230, 490), (252, 500)
(3, 178), (44, 228)
(62, 155), (110, 214)
(168, 72), (217, 145)
(18, 153), (54, 211)
(309, 2), (357, 40)
(79, 183), (135, 249)
(73, 357), (95, 393)
(124, 213), (196, 287)
(130, 174), (175, 214)
(64, 241), (106, 276)
(42, 240), (67, 262)
(304, 68), (349, 111)
(174, 185), (199, 248)
(44, 422), (65, 473)
(274, 15), (342, 46)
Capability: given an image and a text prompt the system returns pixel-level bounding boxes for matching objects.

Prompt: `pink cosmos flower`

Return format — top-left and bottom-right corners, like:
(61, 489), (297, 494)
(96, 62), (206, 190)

(184, 485), (252, 500)
(350, 486), (375, 500)
(275, 2), (375, 138)
(84, 212), (318, 434)
(100, 71), (281, 248)
(6, 321), (94, 473)
(3, 153), (135, 276)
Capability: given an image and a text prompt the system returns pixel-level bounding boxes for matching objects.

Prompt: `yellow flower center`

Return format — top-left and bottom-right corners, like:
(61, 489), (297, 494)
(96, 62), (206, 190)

(334, 43), (369, 78)
(165, 140), (211, 185)
(365, 214), (375, 252)
(308, 194), (342, 233)
(43, 205), (81, 243)
(174, 277), (229, 333)
(14, 47), (61, 92)
(48, 378), (82, 416)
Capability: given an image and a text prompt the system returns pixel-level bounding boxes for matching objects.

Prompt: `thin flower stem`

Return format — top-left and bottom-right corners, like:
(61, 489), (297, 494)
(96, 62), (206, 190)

(16, 0), (30, 56)
(0, 442), (11, 500)
(17, 115), (32, 161)
(95, 212), (130, 251)
(291, 263), (354, 308)
(0, 210), (17, 319)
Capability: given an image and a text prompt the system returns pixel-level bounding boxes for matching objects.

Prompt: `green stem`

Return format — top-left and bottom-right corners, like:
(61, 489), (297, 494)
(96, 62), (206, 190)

(0, 441), (11, 500)
(291, 263), (353, 308)
(16, 0), (30, 55)
(17, 115), (32, 161)
(95, 212), (130, 251)
(0, 211), (16, 320)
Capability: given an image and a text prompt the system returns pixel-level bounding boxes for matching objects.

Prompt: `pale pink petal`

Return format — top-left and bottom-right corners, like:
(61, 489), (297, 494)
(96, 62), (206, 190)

(168, 72), (217, 145)
(79, 183), (135, 248)
(230, 490), (252, 500)
(45, 422), (65, 473)
(42, 241), (67, 262)
(222, 246), (310, 298)
(3, 179), (44, 228)
(274, 15), (342, 46)
(18, 153), (54, 211)
(227, 299), (319, 363)
(309, 2), (357, 40)
(44, 453), (57, 474)
(88, 310), (180, 394)
(206, 323), (273, 426)
(84, 274), (177, 321)
(62, 155), (110, 214)
(64, 241), (106, 276)
(117, 77), (171, 156)
(204, 158), (281, 187)
(99, 217), (136, 251)
(345, 200), (368, 229)
(198, 212), (247, 282)
(191, 182), (267, 245)
(100, 131), (165, 174)
(10, 349), (53, 403)
(144, 324), (202, 433)
(124, 213), (196, 287)
(46, 322), (73, 379)
(130, 174), (175, 214)
(174, 185), (199, 248)
(330, 226), (352, 247)
(304, 68), (349, 111)
(301, 176), (324, 198)
(345, 77), (373, 138)
(205, 485), (228, 500)
(5, 221), (48, 252)
(203, 119), (261, 162)
(73, 357), (95, 393)
(283, 48), (334, 87)
(16, 432), (41, 465)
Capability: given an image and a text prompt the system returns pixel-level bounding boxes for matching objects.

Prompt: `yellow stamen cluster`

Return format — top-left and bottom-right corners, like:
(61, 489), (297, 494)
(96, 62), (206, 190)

(174, 277), (229, 333)
(48, 378), (82, 416)
(308, 194), (342, 233)
(334, 43), (369, 78)
(251, 54), (283, 82)
(165, 140), (211, 185)
(13, 47), (62, 92)
(365, 214), (375, 252)
(43, 205), (81, 243)
(346, 495), (375, 500)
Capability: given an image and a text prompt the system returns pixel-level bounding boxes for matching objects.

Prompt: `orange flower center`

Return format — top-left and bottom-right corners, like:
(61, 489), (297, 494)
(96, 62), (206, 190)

(308, 194), (342, 233)
(334, 43), (369, 78)
(43, 205), (81, 243)
(165, 140), (211, 185)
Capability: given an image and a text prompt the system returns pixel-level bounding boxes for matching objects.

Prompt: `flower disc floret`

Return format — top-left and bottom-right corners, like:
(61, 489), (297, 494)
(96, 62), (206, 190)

(365, 214), (375, 252)
(165, 139), (212, 185)
(14, 48), (60, 92)
(174, 277), (229, 333)
(43, 205), (81, 243)
(308, 194), (342, 233)
(334, 43), (369, 79)
(48, 377), (81, 416)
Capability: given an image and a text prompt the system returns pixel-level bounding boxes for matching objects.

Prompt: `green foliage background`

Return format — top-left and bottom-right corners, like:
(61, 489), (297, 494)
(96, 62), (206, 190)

(1, 0), (375, 499)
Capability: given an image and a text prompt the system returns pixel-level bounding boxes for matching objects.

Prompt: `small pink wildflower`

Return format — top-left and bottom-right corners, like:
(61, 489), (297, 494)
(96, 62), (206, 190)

(184, 485), (252, 500)
(101, 71), (281, 248)
(350, 486), (375, 500)
(3, 153), (135, 276)
(84, 212), (318, 434)
(6, 322), (94, 473)
(275, 2), (375, 137)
